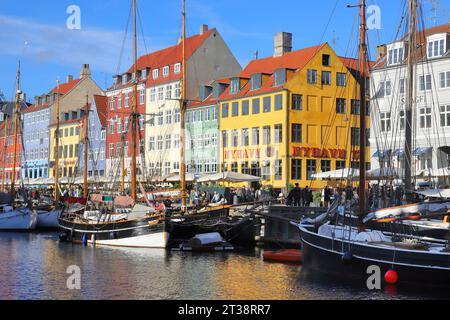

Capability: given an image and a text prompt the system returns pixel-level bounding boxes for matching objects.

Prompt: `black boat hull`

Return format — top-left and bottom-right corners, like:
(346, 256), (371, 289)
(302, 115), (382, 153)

(299, 226), (450, 288)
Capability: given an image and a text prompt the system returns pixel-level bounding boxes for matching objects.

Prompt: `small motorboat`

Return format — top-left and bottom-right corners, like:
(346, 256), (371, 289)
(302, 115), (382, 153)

(173, 232), (234, 252)
(263, 249), (303, 263)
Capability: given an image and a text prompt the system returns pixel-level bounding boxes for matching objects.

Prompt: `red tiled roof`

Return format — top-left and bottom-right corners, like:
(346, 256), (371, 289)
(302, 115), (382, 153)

(108, 29), (215, 92)
(23, 78), (82, 114)
(93, 95), (108, 127)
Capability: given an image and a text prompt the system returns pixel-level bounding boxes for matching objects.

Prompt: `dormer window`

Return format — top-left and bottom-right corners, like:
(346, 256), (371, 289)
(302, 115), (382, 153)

(388, 47), (404, 65)
(153, 69), (159, 79)
(322, 54), (331, 67)
(230, 78), (240, 94)
(428, 38), (445, 58)
(274, 69), (286, 86)
(174, 63), (181, 74)
(163, 66), (170, 77)
(250, 74), (262, 90)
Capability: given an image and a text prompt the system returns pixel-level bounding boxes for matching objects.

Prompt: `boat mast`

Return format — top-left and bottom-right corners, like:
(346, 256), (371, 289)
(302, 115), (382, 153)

(83, 94), (89, 198)
(404, 0), (418, 202)
(10, 62), (21, 195)
(54, 80), (61, 202)
(1, 119), (8, 192)
(180, 0), (187, 212)
(131, 0), (138, 202)
(358, 0), (367, 215)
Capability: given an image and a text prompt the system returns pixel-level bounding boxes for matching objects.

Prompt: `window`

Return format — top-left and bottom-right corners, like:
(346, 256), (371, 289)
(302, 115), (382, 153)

(251, 74), (261, 90)
(292, 124), (302, 143)
(117, 96), (122, 109)
(174, 63), (181, 74)
(292, 94), (303, 110)
(163, 66), (169, 77)
(230, 78), (240, 94)
(336, 98), (346, 114)
(109, 98), (114, 110)
(439, 72), (450, 89)
(252, 98), (260, 114)
(263, 97), (271, 113)
(336, 160), (345, 170)
(274, 160), (282, 180)
(274, 94), (283, 110)
(399, 78), (406, 94)
(175, 83), (181, 98)
(351, 127), (360, 146)
(337, 73), (346, 87)
(350, 100), (360, 115)
(109, 144), (114, 159)
(174, 134), (180, 148)
(150, 88), (156, 102)
(388, 47), (404, 65)
(157, 112), (163, 125)
(222, 103), (229, 118)
(262, 161), (270, 180)
(231, 130), (239, 147)
(149, 137), (155, 151)
(306, 159), (317, 180)
(419, 75), (432, 91)
(307, 69), (317, 84)
(274, 124), (282, 143)
(440, 105), (450, 127)
(158, 87), (164, 101)
(291, 159), (302, 180)
(385, 80), (392, 96)
(241, 162), (250, 175)
(232, 102), (239, 117)
(252, 127), (260, 146)
(157, 136), (163, 150)
(242, 100), (249, 115)
(263, 126), (271, 145)
(419, 107), (432, 129)
(165, 85), (172, 100)
(322, 54), (331, 66)
(117, 118), (122, 133)
(241, 128), (249, 146)
(222, 131), (228, 148)
(165, 110), (172, 124)
(165, 134), (171, 149)
(125, 94), (129, 108)
(124, 142), (129, 157)
(380, 112), (391, 132)
(321, 160), (331, 172)
(153, 69), (159, 79)
(322, 71), (331, 85)
(274, 69), (286, 86)
(428, 39), (445, 58)
(399, 110), (405, 130)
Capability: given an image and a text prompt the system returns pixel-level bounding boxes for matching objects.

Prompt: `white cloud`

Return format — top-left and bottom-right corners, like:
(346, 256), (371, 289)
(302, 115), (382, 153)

(0, 15), (154, 73)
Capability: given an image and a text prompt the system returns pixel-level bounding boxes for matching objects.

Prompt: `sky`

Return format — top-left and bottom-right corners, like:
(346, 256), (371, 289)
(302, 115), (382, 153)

(0, 0), (449, 102)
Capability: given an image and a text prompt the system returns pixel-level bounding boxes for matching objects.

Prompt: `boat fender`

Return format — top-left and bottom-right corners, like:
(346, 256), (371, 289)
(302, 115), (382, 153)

(109, 232), (118, 239)
(341, 251), (353, 263)
(59, 232), (68, 242)
(384, 269), (398, 285)
(81, 234), (88, 247)
(91, 234), (96, 246)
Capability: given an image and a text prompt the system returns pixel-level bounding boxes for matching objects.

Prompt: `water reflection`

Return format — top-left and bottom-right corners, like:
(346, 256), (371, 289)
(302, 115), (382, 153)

(0, 232), (441, 300)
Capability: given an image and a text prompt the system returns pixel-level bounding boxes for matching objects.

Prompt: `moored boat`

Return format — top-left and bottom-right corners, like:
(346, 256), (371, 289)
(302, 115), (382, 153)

(0, 203), (37, 230)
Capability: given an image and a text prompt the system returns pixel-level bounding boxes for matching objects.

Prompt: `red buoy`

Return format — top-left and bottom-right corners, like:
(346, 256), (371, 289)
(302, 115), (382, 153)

(384, 269), (398, 285)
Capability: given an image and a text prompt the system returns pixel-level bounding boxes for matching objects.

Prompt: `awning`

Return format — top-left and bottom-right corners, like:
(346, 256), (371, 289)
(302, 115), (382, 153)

(392, 149), (405, 157)
(413, 147), (432, 156)
(372, 149), (391, 158)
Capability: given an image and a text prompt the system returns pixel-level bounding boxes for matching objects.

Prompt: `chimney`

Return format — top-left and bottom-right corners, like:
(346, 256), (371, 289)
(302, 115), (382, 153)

(274, 32), (292, 57)
(79, 64), (91, 79)
(200, 24), (209, 35)
(66, 75), (73, 83)
(376, 45), (387, 59)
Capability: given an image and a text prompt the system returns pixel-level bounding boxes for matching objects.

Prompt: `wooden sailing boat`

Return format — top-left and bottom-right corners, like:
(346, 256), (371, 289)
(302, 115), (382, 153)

(297, 0), (450, 288)
(0, 62), (37, 230)
(58, 0), (168, 248)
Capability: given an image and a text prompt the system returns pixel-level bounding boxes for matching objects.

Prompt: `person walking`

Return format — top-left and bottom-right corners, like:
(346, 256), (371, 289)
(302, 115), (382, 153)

(288, 183), (302, 207)
(324, 186), (331, 207)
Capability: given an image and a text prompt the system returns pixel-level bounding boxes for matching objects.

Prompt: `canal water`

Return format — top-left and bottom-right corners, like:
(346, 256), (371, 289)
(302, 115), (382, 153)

(0, 231), (445, 300)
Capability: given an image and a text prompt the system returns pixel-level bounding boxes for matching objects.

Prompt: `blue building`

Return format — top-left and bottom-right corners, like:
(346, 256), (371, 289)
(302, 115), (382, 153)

(22, 104), (51, 179)
(78, 95), (107, 178)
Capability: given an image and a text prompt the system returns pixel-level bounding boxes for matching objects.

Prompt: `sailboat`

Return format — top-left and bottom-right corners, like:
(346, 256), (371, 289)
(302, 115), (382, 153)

(58, 0), (168, 248)
(297, 0), (450, 288)
(0, 62), (37, 231)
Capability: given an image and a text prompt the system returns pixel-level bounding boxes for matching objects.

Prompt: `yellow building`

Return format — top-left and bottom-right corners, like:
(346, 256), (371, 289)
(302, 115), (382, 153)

(218, 34), (370, 191)
(49, 119), (82, 178)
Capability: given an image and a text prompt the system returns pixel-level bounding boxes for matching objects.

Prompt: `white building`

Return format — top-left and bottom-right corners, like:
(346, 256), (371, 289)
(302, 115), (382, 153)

(144, 25), (241, 179)
(370, 24), (450, 186)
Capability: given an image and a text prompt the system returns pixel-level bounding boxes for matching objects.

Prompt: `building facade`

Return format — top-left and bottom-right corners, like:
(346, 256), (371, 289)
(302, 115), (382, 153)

(217, 33), (370, 191)
(144, 25), (242, 179)
(78, 95), (107, 178)
(185, 89), (220, 174)
(369, 24), (450, 186)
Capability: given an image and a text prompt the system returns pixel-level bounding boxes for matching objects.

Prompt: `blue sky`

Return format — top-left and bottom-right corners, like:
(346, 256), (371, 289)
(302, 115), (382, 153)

(0, 0), (449, 101)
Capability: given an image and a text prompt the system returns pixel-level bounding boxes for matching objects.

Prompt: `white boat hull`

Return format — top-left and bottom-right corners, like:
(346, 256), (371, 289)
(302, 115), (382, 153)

(37, 208), (63, 229)
(0, 208), (38, 230)
(87, 231), (170, 248)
